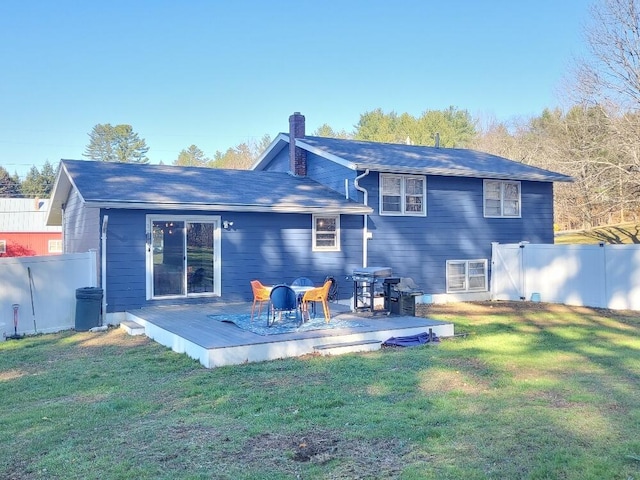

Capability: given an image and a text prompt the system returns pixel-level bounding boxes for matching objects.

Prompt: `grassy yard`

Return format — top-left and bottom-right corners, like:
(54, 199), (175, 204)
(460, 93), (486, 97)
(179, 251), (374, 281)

(1, 302), (639, 479)
(555, 222), (640, 244)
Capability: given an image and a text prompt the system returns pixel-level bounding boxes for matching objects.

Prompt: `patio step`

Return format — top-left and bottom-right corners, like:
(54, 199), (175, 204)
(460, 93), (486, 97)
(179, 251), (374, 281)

(120, 320), (145, 336)
(313, 339), (381, 356)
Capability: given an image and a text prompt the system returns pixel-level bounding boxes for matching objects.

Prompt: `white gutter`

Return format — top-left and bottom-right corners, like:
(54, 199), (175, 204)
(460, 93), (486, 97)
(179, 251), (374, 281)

(353, 169), (370, 268)
(101, 215), (109, 325)
(81, 201), (371, 215)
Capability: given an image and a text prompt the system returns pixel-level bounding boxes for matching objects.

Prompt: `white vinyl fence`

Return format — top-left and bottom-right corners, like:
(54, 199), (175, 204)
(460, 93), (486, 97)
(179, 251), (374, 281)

(0, 252), (97, 337)
(491, 242), (640, 311)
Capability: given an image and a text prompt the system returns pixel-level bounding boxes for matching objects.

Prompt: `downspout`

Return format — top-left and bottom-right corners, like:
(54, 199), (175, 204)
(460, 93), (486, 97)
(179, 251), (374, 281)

(101, 215), (109, 325)
(354, 169), (370, 268)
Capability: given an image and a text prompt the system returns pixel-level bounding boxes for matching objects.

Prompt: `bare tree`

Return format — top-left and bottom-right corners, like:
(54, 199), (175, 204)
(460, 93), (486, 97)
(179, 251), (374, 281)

(575, 0), (640, 109)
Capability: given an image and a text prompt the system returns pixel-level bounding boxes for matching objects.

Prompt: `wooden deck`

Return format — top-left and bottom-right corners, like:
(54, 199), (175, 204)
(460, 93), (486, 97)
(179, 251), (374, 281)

(124, 302), (455, 368)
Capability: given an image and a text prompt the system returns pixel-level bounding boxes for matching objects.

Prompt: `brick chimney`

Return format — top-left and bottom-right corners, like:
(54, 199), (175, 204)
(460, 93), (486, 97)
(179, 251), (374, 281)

(289, 112), (307, 176)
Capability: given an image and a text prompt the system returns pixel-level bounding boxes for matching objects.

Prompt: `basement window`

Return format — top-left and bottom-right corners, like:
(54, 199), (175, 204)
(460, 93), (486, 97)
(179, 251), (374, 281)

(446, 259), (488, 292)
(0, 240), (5, 254)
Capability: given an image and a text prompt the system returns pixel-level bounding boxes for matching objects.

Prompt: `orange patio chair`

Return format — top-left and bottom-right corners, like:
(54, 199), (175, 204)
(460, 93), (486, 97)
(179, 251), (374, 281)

(250, 280), (271, 322)
(301, 280), (332, 323)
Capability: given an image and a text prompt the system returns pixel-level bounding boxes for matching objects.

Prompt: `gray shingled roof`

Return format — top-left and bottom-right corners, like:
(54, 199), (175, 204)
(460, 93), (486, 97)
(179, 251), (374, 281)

(46, 160), (371, 225)
(291, 135), (572, 182)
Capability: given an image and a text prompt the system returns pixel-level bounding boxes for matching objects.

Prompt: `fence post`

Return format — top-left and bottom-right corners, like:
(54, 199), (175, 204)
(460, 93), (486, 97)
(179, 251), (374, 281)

(490, 242), (498, 300)
(519, 242), (529, 301)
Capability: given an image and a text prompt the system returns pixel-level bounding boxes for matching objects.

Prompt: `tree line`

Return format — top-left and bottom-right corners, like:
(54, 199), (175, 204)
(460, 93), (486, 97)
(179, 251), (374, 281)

(0, 162), (57, 198)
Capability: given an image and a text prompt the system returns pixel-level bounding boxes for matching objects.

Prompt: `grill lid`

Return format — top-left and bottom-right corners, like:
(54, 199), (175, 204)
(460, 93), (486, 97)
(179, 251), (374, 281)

(352, 266), (392, 277)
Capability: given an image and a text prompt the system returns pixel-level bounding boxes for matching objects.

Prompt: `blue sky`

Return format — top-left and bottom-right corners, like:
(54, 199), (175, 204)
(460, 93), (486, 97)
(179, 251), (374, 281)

(0, 0), (592, 179)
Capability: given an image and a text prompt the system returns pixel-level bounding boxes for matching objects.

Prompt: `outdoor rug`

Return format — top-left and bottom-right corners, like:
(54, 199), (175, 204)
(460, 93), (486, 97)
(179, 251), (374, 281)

(207, 312), (366, 336)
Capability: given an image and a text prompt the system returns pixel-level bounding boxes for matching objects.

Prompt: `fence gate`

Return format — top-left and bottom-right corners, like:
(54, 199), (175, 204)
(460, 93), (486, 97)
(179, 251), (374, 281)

(491, 242), (640, 311)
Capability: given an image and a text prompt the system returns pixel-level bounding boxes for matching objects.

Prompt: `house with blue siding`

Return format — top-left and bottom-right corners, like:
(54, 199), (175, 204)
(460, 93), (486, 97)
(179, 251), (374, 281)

(46, 112), (571, 324)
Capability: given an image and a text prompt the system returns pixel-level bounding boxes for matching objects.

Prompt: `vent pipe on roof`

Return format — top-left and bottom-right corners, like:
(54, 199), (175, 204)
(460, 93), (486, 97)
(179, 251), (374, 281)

(434, 132), (440, 148)
(289, 112), (307, 176)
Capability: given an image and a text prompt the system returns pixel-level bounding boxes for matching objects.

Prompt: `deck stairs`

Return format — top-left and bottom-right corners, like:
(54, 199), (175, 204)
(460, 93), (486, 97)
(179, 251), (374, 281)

(120, 320), (145, 336)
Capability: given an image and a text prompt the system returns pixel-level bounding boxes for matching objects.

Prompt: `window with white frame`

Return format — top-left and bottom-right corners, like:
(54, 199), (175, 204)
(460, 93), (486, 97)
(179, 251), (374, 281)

(48, 239), (63, 253)
(380, 174), (426, 216)
(484, 180), (521, 217)
(446, 259), (488, 293)
(0, 240), (5, 254)
(313, 215), (340, 251)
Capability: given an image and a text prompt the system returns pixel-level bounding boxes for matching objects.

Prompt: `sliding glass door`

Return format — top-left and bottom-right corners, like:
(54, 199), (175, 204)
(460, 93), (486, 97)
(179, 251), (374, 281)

(147, 215), (220, 299)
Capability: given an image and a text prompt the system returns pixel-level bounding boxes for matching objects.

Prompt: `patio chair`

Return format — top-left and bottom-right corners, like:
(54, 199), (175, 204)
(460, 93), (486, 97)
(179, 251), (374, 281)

(250, 280), (271, 322)
(301, 280), (332, 323)
(291, 277), (315, 315)
(268, 284), (301, 327)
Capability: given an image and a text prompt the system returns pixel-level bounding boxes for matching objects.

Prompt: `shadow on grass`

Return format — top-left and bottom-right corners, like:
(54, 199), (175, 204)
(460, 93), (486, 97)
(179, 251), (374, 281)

(417, 301), (640, 476)
(1, 301), (639, 479)
(585, 224), (640, 244)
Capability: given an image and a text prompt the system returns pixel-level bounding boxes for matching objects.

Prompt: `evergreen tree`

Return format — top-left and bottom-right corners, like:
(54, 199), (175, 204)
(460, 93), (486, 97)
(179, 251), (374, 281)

(354, 107), (476, 147)
(174, 145), (209, 167)
(83, 124), (149, 163)
(0, 166), (21, 197)
(21, 161), (57, 197)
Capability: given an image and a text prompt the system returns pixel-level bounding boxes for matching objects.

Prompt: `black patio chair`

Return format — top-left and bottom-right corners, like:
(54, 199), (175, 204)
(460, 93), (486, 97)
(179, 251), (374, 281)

(291, 277), (314, 287)
(268, 284), (301, 327)
(324, 275), (339, 302)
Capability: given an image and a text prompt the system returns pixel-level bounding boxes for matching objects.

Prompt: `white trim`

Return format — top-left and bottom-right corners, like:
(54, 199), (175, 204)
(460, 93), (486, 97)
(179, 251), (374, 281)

(483, 180), (521, 218)
(312, 214), (341, 251)
(250, 133), (289, 170)
(355, 163), (571, 182)
(48, 239), (63, 253)
(0, 239), (5, 254)
(446, 259), (488, 293)
(295, 139), (356, 170)
(379, 173), (427, 216)
(145, 214), (222, 300)
(84, 201), (371, 215)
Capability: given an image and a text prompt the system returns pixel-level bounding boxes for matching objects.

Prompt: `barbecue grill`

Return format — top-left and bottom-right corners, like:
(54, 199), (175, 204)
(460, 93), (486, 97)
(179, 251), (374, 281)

(384, 277), (423, 316)
(352, 266), (392, 312)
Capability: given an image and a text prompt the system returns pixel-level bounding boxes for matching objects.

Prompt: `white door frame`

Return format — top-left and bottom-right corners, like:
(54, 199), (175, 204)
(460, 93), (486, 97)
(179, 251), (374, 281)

(145, 214), (221, 300)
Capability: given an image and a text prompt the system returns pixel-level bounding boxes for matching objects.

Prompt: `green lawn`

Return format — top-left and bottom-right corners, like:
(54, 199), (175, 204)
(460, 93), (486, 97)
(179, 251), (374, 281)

(1, 302), (639, 479)
(555, 222), (640, 244)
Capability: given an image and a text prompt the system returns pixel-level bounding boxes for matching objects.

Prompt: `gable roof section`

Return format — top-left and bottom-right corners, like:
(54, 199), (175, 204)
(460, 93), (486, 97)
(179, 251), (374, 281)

(254, 135), (573, 183)
(0, 198), (61, 232)
(46, 160), (371, 226)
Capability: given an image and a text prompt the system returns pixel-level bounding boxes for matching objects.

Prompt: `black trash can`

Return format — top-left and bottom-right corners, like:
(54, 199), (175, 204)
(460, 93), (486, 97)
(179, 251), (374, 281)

(75, 287), (103, 331)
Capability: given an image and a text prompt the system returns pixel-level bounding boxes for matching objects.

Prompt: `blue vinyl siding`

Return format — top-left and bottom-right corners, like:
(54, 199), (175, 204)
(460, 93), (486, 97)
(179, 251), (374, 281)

(102, 209), (148, 313)
(306, 153), (355, 198)
(265, 147), (357, 198)
(103, 208), (363, 312)
(362, 173), (554, 294)
(63, 189), (100, 254)
(265, 147), (290, 172)
(262, 156), (554, 296)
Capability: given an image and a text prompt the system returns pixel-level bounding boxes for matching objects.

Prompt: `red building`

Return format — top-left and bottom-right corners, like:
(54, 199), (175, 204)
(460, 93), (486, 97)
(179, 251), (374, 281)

(0, 198), (62, 257)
